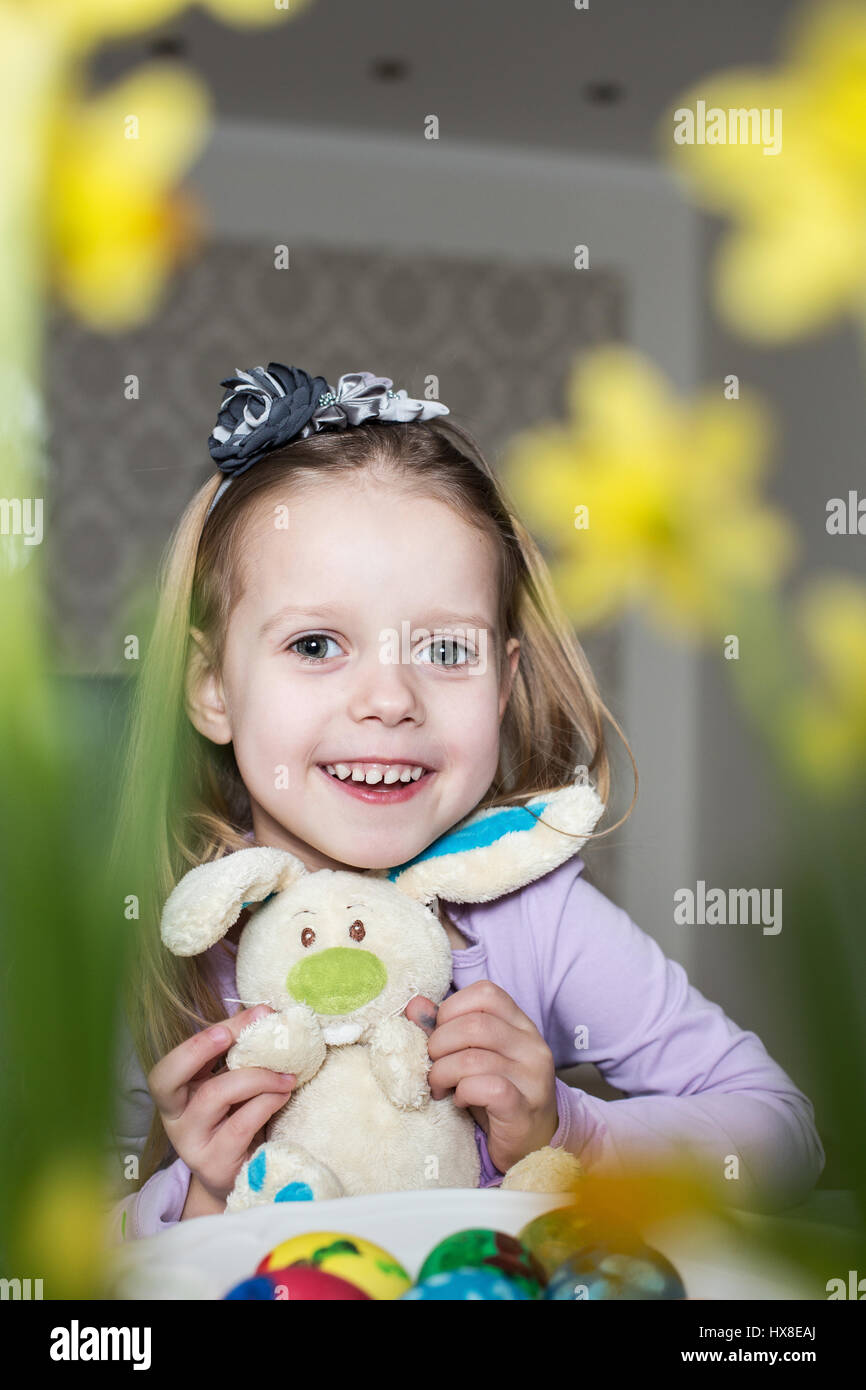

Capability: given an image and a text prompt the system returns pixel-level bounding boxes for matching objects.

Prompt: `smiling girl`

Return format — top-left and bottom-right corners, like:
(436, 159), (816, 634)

(108, 365), (823, 1240)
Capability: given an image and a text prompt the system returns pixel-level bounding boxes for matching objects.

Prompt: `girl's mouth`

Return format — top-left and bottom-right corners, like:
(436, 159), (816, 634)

(316, 762), (435, 804)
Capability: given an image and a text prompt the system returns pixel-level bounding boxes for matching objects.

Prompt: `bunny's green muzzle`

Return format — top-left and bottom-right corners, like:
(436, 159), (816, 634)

(286, 947), (387, 1015)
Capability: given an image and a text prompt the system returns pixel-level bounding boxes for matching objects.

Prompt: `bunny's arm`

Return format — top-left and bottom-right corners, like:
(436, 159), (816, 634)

(226, 1005), (326, 1086)
(368, 1015), (431, 1110)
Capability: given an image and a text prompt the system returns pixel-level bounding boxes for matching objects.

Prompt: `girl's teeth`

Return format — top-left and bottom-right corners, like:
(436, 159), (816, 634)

(324, 762), (427, 785)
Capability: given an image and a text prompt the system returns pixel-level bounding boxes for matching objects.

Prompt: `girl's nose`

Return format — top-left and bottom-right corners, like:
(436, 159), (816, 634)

(345, 646), (424, 725)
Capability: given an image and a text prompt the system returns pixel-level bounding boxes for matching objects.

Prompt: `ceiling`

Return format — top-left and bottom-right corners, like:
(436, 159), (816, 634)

(92, 0), (800, 162)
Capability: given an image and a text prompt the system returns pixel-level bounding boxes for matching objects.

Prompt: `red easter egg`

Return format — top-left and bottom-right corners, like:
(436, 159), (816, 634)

(264, 1265), (371, 1301)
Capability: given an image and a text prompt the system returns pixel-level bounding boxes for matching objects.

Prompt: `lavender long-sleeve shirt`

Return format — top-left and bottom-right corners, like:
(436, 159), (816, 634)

(107, 855), (824, 1242)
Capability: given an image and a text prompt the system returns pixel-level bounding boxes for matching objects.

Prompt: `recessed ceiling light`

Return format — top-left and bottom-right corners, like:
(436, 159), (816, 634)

(149, 35), (187, 60)
(370, 57), (410, 82)
(584, 80), (625, 105)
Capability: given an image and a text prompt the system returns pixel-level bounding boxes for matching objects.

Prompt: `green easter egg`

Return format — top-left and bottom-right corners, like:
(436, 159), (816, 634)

(418, 1227), (546, 1298)
(518, 1207), (595, 1278)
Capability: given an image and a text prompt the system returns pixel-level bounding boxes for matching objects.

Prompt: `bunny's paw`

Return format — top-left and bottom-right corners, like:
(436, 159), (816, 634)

(225, 1142), (345, 1211)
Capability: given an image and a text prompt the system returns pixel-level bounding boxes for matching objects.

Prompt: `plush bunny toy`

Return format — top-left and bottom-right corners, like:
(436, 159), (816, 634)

(160, 776), (604, 1211)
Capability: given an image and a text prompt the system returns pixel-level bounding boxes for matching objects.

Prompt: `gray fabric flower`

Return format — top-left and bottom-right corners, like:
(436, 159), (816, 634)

(299, 371), (449, 436)
(205, 363), (450, 519)
(208, 363), (329, 477)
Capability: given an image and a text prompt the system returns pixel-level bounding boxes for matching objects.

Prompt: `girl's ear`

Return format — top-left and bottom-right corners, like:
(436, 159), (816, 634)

(185, 626), (232, 747)
(384, 780), (605, 906)
(160, 847), (308, 956)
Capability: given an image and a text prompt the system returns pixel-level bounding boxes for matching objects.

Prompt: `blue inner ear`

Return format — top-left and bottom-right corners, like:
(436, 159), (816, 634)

(386, 799), (549, 881)
(240, 890), (278, 909)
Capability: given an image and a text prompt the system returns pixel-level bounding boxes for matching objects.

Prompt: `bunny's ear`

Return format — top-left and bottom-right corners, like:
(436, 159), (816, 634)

(160, 847), (307, 956)
(382, 779), (605, 905)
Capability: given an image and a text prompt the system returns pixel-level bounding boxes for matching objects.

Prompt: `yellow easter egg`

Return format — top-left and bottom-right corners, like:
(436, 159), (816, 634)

(257, 1230), (410, 1300)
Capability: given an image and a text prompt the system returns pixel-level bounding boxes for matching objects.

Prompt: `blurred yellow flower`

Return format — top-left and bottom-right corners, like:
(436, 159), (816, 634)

(501, 346), (797, 638)
(17, 1152), (110, 1298)
(662, 0), (866, 341)
(46, 63), (212, 330)
(779, 574), (866, 793)
(24, 0), (313, 51)
(0, 0), (314, 330)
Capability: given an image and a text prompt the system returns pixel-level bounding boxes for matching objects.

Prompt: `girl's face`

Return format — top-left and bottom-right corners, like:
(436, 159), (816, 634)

(188, 472), (520, 872)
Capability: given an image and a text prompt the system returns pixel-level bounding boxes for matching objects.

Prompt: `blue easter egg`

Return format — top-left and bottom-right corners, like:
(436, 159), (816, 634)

(402, 1267), (531, 1300)
(224, 1274), (279, 1300)
(544, 1241), (686, 1300)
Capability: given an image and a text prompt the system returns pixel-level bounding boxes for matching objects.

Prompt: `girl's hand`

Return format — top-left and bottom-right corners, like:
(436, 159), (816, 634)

(147, 1004), (297, 1207)
(405, 981), (559, 1175)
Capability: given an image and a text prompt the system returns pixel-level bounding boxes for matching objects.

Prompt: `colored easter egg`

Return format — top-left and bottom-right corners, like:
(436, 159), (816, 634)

(517, 1206), (595, 1277)
(417, 1227), (546, 1298)
(260, 1266), (371, 1300)
(224, 1274), (281, 1300)
(544, 1241), (686, 1300)
(402, 1267), (531, 1300)
(256, 1231), (410, 1300)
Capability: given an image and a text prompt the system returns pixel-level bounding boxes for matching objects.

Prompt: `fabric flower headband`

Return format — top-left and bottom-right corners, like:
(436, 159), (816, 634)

(204, 363), (450, 517)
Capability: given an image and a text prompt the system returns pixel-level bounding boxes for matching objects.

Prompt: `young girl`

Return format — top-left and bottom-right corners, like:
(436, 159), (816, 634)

(108, 364), (824, 1242)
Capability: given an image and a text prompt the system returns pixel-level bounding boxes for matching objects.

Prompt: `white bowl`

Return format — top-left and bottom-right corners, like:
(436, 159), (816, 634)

(106, 1187), (818, 1300)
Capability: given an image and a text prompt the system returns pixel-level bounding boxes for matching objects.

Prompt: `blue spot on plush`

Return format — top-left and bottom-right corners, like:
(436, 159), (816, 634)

(248, 1149), (267, 1193)
(275, 1181), (314, 1202)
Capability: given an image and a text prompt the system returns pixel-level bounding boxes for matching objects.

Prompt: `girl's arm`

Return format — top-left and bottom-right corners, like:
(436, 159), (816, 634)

(531, 861), (826, 1214)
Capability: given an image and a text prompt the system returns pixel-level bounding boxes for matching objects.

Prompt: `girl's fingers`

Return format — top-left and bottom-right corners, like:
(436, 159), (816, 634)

(404, 995), (439, 1036)
(148, 1005), (275, 1120)
(184, 1065), (296, 1136)
(210, 1089), (297, 1167)
(427, 1046), (511, 1101)
(435, 979), (532, 1033)
(426, 1011), (525, 1066)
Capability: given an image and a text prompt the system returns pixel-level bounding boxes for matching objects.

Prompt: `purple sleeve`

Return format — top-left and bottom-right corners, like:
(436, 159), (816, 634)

(108, 1156), (192, 1244)
(532, 863), (825, 1213)
(475, 1124), (505, 1188)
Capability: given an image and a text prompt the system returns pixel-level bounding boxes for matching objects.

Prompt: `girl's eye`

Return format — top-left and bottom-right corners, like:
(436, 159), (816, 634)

(288, 634), (342, 664)
(419, 637), (476, 668)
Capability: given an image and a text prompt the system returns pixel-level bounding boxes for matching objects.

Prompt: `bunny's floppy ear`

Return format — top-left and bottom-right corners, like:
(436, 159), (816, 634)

(381, 778), (605, 905)
(160, 846), (308, 956)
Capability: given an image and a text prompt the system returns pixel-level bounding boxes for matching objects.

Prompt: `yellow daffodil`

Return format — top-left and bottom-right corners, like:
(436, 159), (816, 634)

(568, 1157), (731, 1248)
(16, 1153), (111, 1298)
(0, 0), (314, 331)
(45, 63), (212, 330)
(661, 0), (866, 341)
(500, 346), (797, 639)
(16, 0), (313, 52)
(778, 575), (866, 793)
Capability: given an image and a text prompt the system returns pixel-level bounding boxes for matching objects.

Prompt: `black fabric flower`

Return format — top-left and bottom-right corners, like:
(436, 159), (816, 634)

(207, 363), (330, 477)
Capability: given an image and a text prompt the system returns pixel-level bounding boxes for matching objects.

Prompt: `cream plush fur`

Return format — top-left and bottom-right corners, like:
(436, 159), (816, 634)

(160, 778), (604, 1210)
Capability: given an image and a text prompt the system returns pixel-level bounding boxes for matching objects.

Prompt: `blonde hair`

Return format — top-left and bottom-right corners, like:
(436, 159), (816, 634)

(113, 416), (637, 1187)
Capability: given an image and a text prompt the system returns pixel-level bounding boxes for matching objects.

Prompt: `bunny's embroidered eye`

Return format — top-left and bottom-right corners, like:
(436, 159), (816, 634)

(349, 919), (365, 941)
(301, 927), (316, 948)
